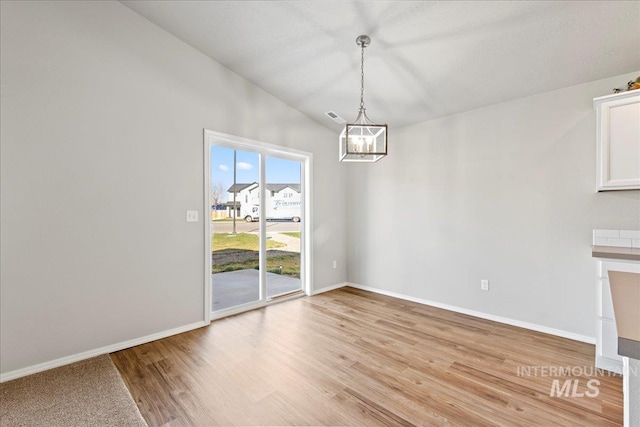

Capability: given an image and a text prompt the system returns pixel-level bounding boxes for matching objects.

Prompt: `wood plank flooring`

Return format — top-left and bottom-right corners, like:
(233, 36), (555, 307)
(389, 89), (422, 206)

(111, 287), (623, 426)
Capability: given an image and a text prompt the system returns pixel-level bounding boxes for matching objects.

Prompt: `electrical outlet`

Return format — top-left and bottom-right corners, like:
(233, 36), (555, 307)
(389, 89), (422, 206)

(332, 260), (337, 269)
(480, 279), (489, 291)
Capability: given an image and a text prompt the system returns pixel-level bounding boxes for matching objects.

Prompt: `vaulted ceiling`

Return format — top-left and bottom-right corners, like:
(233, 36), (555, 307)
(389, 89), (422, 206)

(121, 1), (640, 131)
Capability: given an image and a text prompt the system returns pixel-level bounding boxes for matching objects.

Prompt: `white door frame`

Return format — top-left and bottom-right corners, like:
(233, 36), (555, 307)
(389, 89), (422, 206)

(203, 129), (313, 322)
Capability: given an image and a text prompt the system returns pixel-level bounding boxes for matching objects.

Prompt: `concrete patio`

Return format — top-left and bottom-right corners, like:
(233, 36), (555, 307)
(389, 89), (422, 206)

(211, 269), (301, 311)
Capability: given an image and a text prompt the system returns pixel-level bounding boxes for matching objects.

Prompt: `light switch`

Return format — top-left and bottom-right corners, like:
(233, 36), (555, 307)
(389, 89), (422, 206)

(186, 211), (198, 222)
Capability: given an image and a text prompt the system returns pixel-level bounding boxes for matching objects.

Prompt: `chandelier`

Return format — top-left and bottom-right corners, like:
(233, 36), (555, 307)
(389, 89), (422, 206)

(339, 35), (387, 162)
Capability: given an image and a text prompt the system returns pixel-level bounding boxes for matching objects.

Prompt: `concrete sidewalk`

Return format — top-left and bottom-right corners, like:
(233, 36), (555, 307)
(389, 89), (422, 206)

(267, 232), (300, 252)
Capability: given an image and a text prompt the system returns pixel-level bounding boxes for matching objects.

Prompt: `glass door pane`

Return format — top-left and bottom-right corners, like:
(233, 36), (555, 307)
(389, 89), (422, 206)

(210, 146), (261, 312)
(265, 156), (302, 298)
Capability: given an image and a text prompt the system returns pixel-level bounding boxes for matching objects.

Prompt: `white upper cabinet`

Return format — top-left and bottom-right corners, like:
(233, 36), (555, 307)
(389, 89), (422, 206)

(594, 91), (640, 191)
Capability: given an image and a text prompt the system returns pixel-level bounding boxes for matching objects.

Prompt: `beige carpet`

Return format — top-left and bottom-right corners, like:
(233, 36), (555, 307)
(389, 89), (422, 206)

(0, 355), (147, 427)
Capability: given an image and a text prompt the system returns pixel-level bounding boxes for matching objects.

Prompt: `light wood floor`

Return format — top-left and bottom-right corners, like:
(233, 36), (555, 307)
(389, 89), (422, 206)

(111, 288), (623, 426)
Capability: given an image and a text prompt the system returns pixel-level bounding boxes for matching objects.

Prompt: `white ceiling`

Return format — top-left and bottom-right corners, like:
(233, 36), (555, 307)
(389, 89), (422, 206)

(121, 1), (640, 131)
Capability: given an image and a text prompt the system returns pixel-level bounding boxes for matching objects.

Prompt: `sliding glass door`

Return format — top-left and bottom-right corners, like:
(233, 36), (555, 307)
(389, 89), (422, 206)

(205, 131), (310, 319)
(265, 156), (302, 299)
(210, 146), (261, 312)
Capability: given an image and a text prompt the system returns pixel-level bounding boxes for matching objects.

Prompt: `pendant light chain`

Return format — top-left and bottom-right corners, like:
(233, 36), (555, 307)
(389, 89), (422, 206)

(359, 44), (365, 112)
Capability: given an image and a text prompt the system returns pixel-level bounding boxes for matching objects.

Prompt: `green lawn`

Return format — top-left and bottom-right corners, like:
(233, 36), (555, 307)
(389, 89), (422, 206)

(280, 232), (301, 238)
(212, 233), (298, 277)
(211, 254), (300, 278)
(264, 254), (300, 277)
(212, 232), (284, 251)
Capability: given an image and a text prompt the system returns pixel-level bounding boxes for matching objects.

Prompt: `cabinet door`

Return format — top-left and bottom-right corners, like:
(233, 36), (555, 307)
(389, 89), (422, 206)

(595, 91), (640, 191)
(599, 278), (615, 319)
(600, 319), (623, 361)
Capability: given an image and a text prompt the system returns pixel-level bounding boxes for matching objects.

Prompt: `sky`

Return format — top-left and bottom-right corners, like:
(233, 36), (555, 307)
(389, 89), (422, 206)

(210, 145), (301, 202)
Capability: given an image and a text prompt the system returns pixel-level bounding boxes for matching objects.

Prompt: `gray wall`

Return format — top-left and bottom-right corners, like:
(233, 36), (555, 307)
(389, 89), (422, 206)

(0, 1), (347, 375)
(347, 72), (640, 338)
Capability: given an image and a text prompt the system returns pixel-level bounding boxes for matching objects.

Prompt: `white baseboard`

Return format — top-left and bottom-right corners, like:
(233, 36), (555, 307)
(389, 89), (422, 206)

(311, 282), (347, 295)
(2, 282), (348, 382)
(4, 282), (594, 382)
(0, 320), (208, 383)
(596, 355), (624, 374)
(346, 283), (595, 345)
